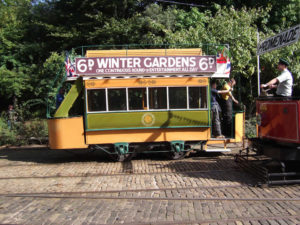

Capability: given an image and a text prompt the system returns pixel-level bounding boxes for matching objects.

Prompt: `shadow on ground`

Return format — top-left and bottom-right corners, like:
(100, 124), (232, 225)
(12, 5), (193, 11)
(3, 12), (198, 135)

(0, 146), (226, 164)
(0, 146), (258, 184)
(0, 147), (113, 164)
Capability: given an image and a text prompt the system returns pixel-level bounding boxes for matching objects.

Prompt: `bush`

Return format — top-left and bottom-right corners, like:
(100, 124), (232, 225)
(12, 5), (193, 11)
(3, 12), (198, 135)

(16, 120), (48, 145)
(0, 116), (48, 146)
(245, 117), (257, 138)
(0, 117), (17, 146)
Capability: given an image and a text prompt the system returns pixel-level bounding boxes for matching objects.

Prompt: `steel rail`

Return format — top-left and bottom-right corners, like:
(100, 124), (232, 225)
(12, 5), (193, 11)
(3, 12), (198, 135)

(0, 156), (234, 169)
(1, 194), (299, 201)
(92, 215), (300, 225)
(0, 184), (247, 197)
(0, 168), (242, 180)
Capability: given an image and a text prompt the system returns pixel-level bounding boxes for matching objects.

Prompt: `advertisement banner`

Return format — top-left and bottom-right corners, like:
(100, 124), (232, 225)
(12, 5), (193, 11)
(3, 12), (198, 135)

(75, 55), (217, 76)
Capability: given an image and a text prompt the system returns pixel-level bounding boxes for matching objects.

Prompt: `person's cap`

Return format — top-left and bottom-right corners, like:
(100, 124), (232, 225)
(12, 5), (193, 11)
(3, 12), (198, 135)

(279, 58), (289, 66)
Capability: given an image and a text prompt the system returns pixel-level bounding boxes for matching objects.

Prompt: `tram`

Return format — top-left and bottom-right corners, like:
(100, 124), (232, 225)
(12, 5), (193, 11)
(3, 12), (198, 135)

(47, 47), (245, 161)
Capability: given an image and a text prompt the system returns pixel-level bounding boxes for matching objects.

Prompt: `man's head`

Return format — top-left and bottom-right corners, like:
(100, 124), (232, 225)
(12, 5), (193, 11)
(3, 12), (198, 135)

(8, 105), (13, 110)
(277, 58), (289, 71)
(227, 78), (236, 87)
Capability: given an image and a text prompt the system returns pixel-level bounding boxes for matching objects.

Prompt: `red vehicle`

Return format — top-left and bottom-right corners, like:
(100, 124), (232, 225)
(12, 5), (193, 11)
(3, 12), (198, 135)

(235, 25), (300, 185)
(236, 96), (300, 185)
(255, 97), (300, 161)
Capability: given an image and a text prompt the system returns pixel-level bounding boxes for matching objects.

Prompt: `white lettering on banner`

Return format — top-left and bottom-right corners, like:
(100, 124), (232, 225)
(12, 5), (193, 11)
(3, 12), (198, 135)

(144, 58), (151, 68)
(75, 55), (217, 75)
(133, 58), (141, 68)
(199, 58), (208, 70)
(168, 57), (175, 67)
(160, 57), (167, 67)
(97, 58), (108, 68)
(112, 58), (119, 68)
(257, 24), (300, 55)
(190, 57), (196, 67)
(88, 59), (94, 71)
(77, 59), (87, 73)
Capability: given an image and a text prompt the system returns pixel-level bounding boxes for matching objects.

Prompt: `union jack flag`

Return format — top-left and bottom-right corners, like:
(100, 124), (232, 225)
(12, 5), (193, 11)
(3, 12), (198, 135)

(216, 49), (231, 75)
(225, 58), (231, 75)
(65, 52), (75, 77)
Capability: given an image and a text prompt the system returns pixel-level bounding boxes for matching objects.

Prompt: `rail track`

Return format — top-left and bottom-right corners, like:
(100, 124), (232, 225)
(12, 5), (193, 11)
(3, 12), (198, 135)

(0, 148), (299, 225)
(91, 215), (300, 225)
(0, 168), (242, 180)
(1, 181), (299, 201)
(2, 193), (300, 202)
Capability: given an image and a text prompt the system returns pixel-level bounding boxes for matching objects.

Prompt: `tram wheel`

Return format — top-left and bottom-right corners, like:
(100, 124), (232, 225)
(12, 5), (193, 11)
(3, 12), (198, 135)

(167, 151), (187, 160)
(109, 153), (133, 162)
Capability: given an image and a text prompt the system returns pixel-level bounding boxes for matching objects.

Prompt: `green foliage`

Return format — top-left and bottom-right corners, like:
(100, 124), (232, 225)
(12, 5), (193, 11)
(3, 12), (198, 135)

(0, 117), (17, 146)
(0, 0), (299, 120)
(0, 115), (48, 146)
(245, 117), (257, 138)
(14, 119), (48, 145)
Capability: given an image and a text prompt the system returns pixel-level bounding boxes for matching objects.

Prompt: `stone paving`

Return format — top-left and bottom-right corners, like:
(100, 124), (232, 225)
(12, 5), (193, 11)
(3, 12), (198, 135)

(0, 147), (299, 224)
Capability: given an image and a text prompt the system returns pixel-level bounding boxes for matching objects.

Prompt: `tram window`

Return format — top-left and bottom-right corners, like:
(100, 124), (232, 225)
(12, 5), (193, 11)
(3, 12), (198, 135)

(189, 87), (207, 108)
(169, 87), (187, 109)
(108, 88), (127, 111)
(87, 89), (106, 112)
(129, 88), (146, 110)
(149, 87), (167, 109)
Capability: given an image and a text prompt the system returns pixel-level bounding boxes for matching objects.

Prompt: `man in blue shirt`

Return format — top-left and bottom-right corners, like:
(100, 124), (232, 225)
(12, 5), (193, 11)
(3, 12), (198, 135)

(211, 80), (232, 138)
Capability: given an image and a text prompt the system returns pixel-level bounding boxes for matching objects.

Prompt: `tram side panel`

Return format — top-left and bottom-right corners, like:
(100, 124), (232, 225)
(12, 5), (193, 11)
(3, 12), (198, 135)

(84, 77), (211, 145)
(48, 116), (88, 149)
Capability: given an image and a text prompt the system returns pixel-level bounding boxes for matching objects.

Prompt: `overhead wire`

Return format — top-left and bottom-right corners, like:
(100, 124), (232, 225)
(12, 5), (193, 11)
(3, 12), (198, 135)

(156, 0), (207, 7)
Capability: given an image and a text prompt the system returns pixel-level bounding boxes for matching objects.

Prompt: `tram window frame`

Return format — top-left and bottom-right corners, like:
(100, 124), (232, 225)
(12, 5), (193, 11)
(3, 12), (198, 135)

(169, 87), (188, 109)
(86, 89), (106, 112)
(107, 88), (127, 111)
(148, 87), (168, 110)
(188, 86), (208, 109)
(128, 87), (147, 110)
(86, 85), (208, 113)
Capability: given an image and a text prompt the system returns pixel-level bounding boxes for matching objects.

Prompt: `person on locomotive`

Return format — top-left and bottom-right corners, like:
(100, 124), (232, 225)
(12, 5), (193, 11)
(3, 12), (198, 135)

(220, 78), (239, 137)
(211, 80), (233, 138)
(261, 59), (293, 97)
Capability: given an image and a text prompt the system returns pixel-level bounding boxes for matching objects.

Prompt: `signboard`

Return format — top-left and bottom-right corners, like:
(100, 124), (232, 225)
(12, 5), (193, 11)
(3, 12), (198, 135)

(75, 55), (216, 76)
(257, 24), (300, 55)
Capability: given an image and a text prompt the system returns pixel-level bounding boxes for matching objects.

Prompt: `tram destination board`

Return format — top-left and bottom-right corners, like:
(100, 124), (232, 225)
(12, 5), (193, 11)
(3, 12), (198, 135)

(257, 24), (300, 55)
(75, 55), (216, 76)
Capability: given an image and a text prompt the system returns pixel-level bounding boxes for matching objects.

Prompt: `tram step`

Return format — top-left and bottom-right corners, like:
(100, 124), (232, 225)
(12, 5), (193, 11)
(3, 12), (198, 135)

(204, 148), (231, 152)
(209, 138), (231, 140)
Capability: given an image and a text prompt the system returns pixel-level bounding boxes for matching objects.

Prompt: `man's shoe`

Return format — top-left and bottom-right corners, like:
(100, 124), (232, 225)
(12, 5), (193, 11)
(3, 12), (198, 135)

(215, 135), (225, 139)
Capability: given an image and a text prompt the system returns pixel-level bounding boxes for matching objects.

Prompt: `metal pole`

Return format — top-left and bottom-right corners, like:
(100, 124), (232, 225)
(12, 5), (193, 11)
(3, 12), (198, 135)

(257, 30), (261, 96)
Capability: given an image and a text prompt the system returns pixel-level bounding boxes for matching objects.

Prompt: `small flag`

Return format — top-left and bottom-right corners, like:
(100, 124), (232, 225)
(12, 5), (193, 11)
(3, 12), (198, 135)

(65, 52), (75, 77)
(216, 52), (227, 64)
(225, 59), (231, 75)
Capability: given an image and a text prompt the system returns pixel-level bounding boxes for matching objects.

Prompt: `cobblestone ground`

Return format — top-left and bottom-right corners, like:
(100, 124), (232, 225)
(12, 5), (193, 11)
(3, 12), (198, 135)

(0, 146), (299, 225)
